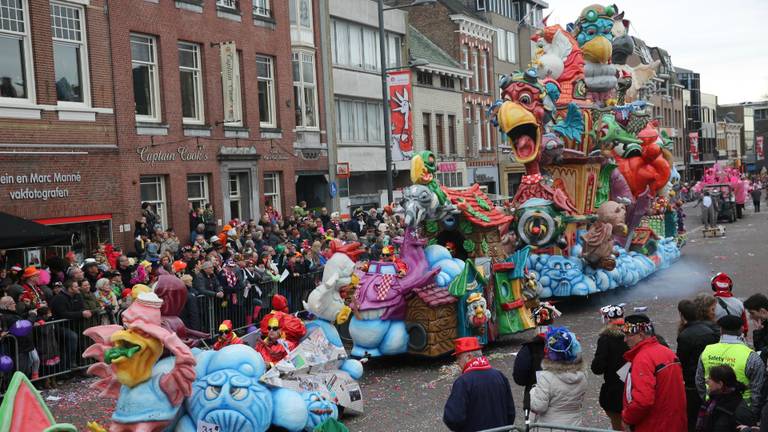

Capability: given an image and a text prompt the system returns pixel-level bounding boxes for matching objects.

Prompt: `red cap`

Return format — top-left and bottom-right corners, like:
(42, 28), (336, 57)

(272, 294), (289, 313)
(452, 337), (483, 356)
(172, 260), (187, 273)
(711, 272), (733, 292)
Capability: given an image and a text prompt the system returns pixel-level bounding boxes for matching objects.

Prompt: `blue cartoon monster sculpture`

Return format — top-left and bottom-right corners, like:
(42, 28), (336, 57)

(175, 344), (307, 432)
(302, 391), (339, 431)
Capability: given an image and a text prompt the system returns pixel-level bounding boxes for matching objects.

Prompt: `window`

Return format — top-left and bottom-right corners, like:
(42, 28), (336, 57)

(423, 112), (432, 152)
(217, 0), (237, 10)
(336, 98), (383, 144)
(0, 0), (32, 101)
(131, 34), (160, 122)
(476, 0), (486, 10)
(289, 0), (311, 30)
(263, 172), (281, 215)
(187, 174), (209, 211)
(229, 173), (243, 220)
(440, 76), (455, 89)
(253, 0), (270, 17)
(484, 109), (492, 150)
(292, 50), (317, 128)
(496, 29), (506, 60)
(506, 32), (516, 63)
(386, 33), (401, 69)
(256, 55), (276, 128)
(435, 114), (444, 155)
(461, 46), (469, 90)
(480, 51), (488, 93)
(464, 105), (472, 155)
(330, 19), (400, 72)
(140, 176), (167, 229)
(178, 42), (204, 123)
(437, 172), (464, 188)
(448, 114), (457, 155)
(474, 105), (481, 153)
(51, 2), (88, 104)
(472, 49), (479, 92)
(416, 71), (433, 86)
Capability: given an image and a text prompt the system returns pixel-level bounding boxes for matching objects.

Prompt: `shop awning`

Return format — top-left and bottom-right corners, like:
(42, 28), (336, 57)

(0, 212), (72, 250)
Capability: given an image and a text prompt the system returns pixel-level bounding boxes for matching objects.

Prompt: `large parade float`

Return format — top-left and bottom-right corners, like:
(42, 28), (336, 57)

(1, 4), (686, 432)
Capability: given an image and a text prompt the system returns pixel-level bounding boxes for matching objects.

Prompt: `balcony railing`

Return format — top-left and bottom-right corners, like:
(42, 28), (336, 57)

(253, 5), (271, 18)
(217, 0), (237, 10)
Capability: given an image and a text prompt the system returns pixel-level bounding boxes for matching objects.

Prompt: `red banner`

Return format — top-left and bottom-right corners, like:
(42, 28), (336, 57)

(689, 132), (700, 162)
(387, 70), (413, 161)
(757, 136), (764, 159)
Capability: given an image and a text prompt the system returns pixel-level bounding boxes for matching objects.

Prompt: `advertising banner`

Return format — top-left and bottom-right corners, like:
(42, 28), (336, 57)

(689, 132), (700, 162)
(387, 70), (413, 161)
(757, 136), (764, 159)
(220, 41), (241, 124)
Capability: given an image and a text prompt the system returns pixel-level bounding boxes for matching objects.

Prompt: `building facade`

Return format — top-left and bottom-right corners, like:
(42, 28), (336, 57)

(107, 0), (314, 246)
(0, 0), (120, 258)
(718, 101), (768, 173)
(409, 27), (471, 189)
(409, 0), (500, 193)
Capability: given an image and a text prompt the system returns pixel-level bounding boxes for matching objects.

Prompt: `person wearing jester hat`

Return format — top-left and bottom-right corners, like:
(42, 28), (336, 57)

(255, 316), (293, 367)
(591, 304), (629, 430)
(513, 302), (561, 413)
(711, 272), (748, 336)
(529, 326), (587, 426)
(212, 319), (242, 351)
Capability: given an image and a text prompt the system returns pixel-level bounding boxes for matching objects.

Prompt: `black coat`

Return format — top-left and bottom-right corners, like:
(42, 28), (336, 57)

(512, 334), (545, 411)
(700, 390), (754, 432)
(0, 309), (34, 353)
(443, 367), (516, 432)
(591, 326), (629, 413)
(50, 291), (85, 321)
(192, 272), (222, 297)
(677, 320), (720, 387)
(752, 320), (768, 363)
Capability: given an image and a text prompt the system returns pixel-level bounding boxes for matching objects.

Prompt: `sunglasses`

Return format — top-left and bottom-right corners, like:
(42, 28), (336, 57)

(268, 326), (280, 331)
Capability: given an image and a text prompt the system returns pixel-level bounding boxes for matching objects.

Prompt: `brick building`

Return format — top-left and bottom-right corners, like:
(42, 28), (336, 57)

(0, 0), (120, 259)
(409, 0), (500, 193)
(108, 0), (328, 246)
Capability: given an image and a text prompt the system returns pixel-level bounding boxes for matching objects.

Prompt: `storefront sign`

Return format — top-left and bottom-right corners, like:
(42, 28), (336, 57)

(689, 132), (700, 162)
(438, 162), (457, 172)
(137, 145), (209, 164)
(220, 41), (241, 124)
(757, 136), (764, 159)
(387, 70), (413, 162)
(262, 145), (289, 161)
(3, 171), (82, 201)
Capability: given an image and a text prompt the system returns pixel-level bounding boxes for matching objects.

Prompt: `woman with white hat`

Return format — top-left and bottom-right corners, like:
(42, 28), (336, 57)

(591, 304), (629, 430)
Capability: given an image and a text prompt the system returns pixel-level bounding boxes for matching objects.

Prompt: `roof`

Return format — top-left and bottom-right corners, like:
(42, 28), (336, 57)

(442, 184), (514, 228)
(409, 26), (463, 70)
(440, 0), (483, 20)
(411, 283), (457, 307)
(0, 212), (71, 249)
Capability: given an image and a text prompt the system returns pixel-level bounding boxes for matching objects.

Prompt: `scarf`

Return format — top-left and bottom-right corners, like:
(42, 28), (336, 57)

(462, 356), (492, 373)
(695, 388), (735, 432)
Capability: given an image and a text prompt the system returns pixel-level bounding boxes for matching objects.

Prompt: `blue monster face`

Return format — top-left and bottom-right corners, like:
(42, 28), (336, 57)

(535, 255), (596, 297)
(303, 391), (339, 431)
(186, 345), (273, 432)
(576, 18), (615, 46)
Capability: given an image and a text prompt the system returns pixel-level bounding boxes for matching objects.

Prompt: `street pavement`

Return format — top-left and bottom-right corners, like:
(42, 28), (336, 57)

(43, 204), (768, 431)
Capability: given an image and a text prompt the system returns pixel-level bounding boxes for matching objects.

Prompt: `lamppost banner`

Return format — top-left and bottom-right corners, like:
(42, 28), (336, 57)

(689, 132), (700, 162)
(757, 136), (764, 159)
(386, 70), (413, 161)
(220, 41), (241, 124)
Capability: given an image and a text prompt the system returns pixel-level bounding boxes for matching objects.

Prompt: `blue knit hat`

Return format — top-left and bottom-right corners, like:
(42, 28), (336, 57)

(544, 326), (581, 362)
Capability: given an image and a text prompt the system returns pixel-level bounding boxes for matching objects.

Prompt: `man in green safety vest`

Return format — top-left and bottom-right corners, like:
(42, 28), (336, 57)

(695, 315), (765, 420)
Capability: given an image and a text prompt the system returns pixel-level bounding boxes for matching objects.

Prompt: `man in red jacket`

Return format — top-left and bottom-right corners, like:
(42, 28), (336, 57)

(621, 314), (687, 432)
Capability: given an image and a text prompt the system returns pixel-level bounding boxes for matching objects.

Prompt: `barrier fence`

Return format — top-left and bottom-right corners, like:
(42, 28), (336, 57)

(0, 271), (322, 397)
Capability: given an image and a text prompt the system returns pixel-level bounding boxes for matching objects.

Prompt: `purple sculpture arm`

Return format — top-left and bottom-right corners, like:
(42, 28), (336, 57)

(610, 168), (634, 204)
(622, 187), (653, 248)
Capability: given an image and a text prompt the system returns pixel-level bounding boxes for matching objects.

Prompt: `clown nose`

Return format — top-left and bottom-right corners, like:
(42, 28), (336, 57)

(531, 226), (541, 234)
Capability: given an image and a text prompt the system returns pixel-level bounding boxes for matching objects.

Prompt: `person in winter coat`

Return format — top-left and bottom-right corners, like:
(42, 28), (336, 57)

(750, 185), (762, 212)
(743, 293), (768, 363)
(622, 314), (687, 432)
(696, 365), (755, 432)
(591, 304), (629, 430)
(711, 272), (748, 336)
(678, 296), (721, 431)
(696, 315), (764, 421)
(513, 302), (561, 414)
(443, 337), (516, 432)
(0, 295), (40, 379)
(192, 261), (224, 299)
(529, 326), (587, 426)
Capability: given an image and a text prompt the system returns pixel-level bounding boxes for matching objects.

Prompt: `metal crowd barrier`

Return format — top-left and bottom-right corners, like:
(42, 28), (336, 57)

(480, 424), (616, 432)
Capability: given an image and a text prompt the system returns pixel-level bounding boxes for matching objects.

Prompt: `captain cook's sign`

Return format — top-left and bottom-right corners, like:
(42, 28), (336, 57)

(136, 145), (210, 164)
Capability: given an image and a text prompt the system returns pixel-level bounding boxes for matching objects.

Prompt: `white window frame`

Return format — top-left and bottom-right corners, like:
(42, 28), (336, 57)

(480, 50), (488, 93)
(506, 32), (516, 63)
(178, 42), (204, 124)
(496, 29), (506, 61)
(474, 105), (482, 154)
(256, 55), (276, 128)
(263, 172), (281, 215)
(253, 0), (270, 17)
(335, 98), (383, 145)
(186, 174), (209, 210)
(292, 50), (318, 130)
(472, 49), (479, 92)
(50, 1), (90, 107)
(485, 108), (492, 150)
(140, 175), (167, 229)
(386, 33), (402, 69)
(0, 0), (35, 105)
(217, 0), (237, 10)
(131, 34), (161, 123)
(461, 46), (469, 90)
(289, 0), (312, 31)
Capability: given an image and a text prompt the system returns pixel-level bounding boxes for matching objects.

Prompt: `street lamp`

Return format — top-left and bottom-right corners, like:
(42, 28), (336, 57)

(379, 0), (436, 204)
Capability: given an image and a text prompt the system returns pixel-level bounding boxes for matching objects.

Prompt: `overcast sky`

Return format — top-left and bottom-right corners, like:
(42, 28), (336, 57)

(541, 0), (768, 104)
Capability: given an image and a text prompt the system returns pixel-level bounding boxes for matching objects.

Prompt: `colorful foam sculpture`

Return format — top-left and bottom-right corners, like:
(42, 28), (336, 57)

(0, 372), (76, 432)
